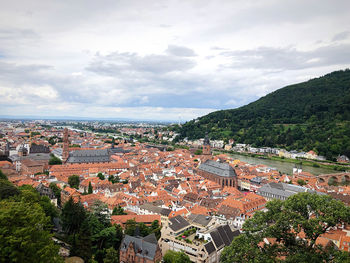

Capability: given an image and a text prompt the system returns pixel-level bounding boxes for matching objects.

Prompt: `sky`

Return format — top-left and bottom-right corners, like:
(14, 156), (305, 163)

(0, 0), (350, 121)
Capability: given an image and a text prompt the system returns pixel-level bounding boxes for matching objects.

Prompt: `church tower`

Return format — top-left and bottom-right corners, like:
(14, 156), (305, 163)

(202, 133), (211, 155)
(62, 128), (69, 162)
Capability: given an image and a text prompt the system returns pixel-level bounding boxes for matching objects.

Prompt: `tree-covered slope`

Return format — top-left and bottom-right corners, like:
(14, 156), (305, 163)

(177, 69), (350, 160)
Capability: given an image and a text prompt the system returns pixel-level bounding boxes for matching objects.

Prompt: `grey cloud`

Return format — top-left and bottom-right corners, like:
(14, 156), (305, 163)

(87, 51), (196, 75)
(332, 31), (350, 42)
(221, 43), (350, 70)
(166, 45), (196, 57)
(0, 28), (39, 40)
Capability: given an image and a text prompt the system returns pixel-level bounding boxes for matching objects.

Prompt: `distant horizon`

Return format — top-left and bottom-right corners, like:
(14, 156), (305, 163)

(0, 115), (177, 124)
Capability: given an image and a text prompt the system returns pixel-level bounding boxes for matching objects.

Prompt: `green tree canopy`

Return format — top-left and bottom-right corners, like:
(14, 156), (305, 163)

(68, 175), (80, 189)
(221, 192), (350, 263)
(97, 173), (105, 180)
(88, 181), (93, 194)
(163, 250), (191, 263)
(0, 198), (63, 263)
(49, 155), (62, 165)
(0, 169), (7, 180)
(103, 247), (119, 263)
(50, 183), (62, 207)
(112, 205), (126, 215)
(0, 179), (20, 200)
(61, 197), (86, 235)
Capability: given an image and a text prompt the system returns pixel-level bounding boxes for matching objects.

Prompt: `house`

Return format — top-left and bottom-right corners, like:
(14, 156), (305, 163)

(160, 215), (239, 263)
(120, 233), (162, 263)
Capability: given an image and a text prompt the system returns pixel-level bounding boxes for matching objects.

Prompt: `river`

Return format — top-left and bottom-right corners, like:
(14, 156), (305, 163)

(228, 153), (336, 175)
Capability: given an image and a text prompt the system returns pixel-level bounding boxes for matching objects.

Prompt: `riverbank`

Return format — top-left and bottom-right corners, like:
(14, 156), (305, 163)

(213, 150), (349, 173)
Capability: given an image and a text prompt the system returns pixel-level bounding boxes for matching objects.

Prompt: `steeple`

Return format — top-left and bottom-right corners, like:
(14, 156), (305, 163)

(111, 137), (115, 149)
(62, 128), (69, 162)
(202, 132), (211, 155)
(204, 132), (210, 145)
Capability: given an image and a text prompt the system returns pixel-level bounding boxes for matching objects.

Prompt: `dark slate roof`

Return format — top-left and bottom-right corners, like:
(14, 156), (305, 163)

(257, 182), (307, 199)
(109, 147), (132, 154)
(198, 160), (237, 178)
(250, 176), (263, 184)
(168, 215), (190, 232)
(120, 235), (158, 260)
(142, 233), (158, 245)
(205, 241), (216, 255)
(139, 203), (171, 217)
(210, 229), (224, 249)
(187, 214), (212, 227)
(210, 225), (238, 249)
(30, 144), (50, 154)
(67, 149), (110, 163)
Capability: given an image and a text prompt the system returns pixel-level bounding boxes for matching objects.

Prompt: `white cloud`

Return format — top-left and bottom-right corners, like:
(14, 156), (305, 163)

(0, 0), (349, 120)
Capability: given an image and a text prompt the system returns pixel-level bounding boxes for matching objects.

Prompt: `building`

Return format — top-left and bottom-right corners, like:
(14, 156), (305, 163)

(197, 160), (238, 188)
(66, 149), (111, 163)
(202, 133), (211, 155)
(120, 233), (162, 263)
(62, 128), (69, 162)
(257, 182), (322, 201)
(160, 215), (240, 263)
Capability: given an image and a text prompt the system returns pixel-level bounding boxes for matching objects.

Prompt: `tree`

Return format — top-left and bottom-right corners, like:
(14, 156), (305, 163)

(49, 155), (62, 165)
(0, 179), (20, 200)
(150, 220), (161, 240)
(124, 219), (137, 236)
(103, 247), (119, 263)
(97, 173), (105, 180)
(70, 219), (92, 263)
(0, 199), (63, 263)
(68, 175), (80, 189)
(163, 250), (191, 263)
(112, 205), (126, 215)
(88, 181), (93, 194)
(297, 179), (306, 186)
(90, 200), (111, 228)
(221, 192), (350, 263)
(194, 149), (202, 155)
(61, 197), (86, 235)
(49, 183), (62, 207)
(0, 169), (7, 180)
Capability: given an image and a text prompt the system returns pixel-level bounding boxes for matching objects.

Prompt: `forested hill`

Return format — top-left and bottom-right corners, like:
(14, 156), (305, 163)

(176, 69), (350, 160)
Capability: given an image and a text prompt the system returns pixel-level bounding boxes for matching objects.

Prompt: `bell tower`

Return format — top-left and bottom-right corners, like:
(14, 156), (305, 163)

(202, 133), (211, 155)
(62, 128), (69, 162)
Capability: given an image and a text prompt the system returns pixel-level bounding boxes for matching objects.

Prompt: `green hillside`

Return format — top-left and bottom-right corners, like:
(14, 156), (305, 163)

(176, 69), (350, 160)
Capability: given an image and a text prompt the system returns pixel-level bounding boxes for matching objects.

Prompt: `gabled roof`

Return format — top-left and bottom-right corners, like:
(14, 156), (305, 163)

(168, 215), (190, 232)
(67, 149), (111, 163)
(120, 234), (158, 260)
(210, 225), (239, 249)
(198, 160), (237, 178)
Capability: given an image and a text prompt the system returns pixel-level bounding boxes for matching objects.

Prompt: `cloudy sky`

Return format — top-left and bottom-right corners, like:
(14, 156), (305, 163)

(1, 0), (350, 121)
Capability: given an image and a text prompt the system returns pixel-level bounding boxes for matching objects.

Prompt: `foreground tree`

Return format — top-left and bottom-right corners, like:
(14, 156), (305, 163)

(0, 199), (63, 263)
(163, 250), (191, 263)
(0, 169), (7, 180)
(103, 247), (119, 263)
(50, 183), (62, 206)
(61, 197), (86, 235)
(0, 179), (19, 200)
(221, 193), (350, 263)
